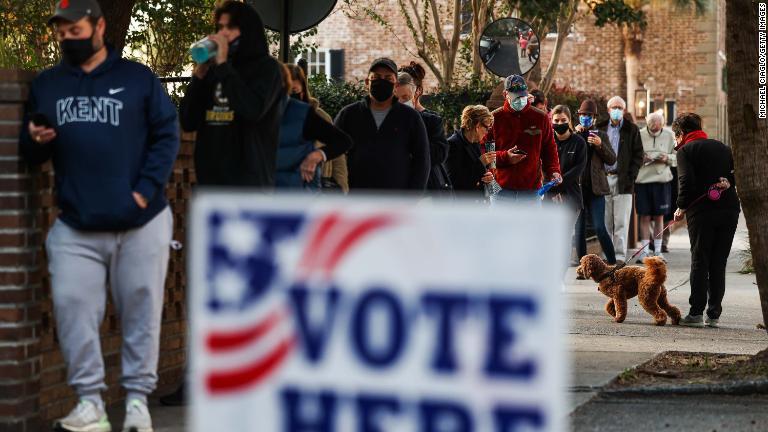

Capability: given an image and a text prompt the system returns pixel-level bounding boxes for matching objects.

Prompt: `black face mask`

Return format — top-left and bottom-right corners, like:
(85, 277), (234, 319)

(60, 35), (97, 66)
(369, 79), (394, 103)
(553, 123), (570, 135)
(290, 92), (302, 100)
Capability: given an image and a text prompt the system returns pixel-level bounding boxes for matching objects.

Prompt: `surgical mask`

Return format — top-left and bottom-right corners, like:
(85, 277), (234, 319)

(579, 115), (594, 128)
(610, 108), (624, 122)
(553, 123), (570, 135)
(370, 79), (395, 102)
(60, 34), (97, 66)
(510, 96), (528, 111)
(402, 100), (414, 108)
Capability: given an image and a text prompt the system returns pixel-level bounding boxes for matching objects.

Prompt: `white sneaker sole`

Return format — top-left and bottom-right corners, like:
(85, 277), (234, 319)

(54, 422), (112, 432)
(680, 321), (705, 328)
(123, 427), (153, 432)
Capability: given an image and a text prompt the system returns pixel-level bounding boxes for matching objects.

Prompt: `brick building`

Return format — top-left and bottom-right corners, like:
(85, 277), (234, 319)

(305, 0), (727, 141)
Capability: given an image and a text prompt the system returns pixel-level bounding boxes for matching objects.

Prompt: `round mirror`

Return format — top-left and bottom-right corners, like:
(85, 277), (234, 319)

(478, 17), (540, 77)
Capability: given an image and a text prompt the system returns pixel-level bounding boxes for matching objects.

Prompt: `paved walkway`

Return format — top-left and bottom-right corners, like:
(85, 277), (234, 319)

(566, 213), (768, 429)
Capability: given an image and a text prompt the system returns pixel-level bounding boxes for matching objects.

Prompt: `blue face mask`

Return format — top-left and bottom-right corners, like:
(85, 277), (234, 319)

(610, 108), (624, 121)
(510, 96), (528, 111)
(579, 115), (594, 128)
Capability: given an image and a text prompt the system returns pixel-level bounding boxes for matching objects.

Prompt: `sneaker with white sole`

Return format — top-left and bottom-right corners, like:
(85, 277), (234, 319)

(122, 399), (153, 432)
(635, 251), (650, 264)
(54, 399), (111, 432)
(706, 317), (720, 328)
(680, 314), (705, 327)
(654, 252), (667, 263)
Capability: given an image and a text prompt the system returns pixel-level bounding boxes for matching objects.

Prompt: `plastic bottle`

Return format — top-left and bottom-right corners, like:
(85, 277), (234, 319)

(190, 37), (217, 64)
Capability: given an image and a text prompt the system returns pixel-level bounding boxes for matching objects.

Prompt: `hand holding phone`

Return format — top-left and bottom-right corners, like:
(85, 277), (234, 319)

(28, 113), (56, 144)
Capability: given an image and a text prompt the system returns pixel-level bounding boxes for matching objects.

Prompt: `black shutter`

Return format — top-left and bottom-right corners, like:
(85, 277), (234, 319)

(330, 49), (345, 81)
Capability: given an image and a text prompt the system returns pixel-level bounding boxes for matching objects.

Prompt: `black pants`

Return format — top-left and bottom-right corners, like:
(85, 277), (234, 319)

(687, 209), (739, 319)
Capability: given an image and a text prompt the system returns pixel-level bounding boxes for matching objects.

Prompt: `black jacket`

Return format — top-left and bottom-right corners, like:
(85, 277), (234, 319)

(549, 132), (588, 210)
(334, 97), (430, 191)
(421, 110), (453, 194)
(676, 138), (740, 219)
(596, 117), (644, 194)
(446, 130), (485, 196)
(180, 6), (283, 188)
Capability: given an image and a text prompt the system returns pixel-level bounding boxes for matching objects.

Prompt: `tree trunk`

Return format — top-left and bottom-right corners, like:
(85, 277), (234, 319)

(471, 0), (490, 77)
(97, 0), (137, 53)
(726, 0), (768, 333)
(539, 0), (578, 96)
(622, 24), (643, 117)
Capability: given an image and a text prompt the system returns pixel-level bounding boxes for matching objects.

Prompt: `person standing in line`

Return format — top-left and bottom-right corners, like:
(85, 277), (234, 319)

(396, 61), (453, 196)
(180, 1), (284, 189)
(484, 74), (561, 204)
(672, 113), (740, 328)
(446, 105), (496, 198)
(21, 1), (179, 430)
(547, 105), (588, 216)
(573, 100), (617, 267)
(635, 110), (677, 262)
(596, 96), (644, 263)
(287, 64), (350, 193)
(276, 64), (352, 191)
(334, 57), (430, 191)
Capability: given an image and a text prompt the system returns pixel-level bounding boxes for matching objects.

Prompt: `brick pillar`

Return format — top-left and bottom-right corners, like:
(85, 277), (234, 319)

(0, 70), (43, 431)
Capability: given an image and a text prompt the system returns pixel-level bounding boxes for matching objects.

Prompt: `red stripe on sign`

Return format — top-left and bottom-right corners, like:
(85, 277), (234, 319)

(206, 308), (285, 352)
(321, 215), (394, 274)
(206, 336), (296, 394)
(298, 213), (341, 273)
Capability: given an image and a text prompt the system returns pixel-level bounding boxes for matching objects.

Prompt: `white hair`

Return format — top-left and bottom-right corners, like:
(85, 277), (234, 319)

(646, 110), (664, 126)
(607, 96), (626, 110)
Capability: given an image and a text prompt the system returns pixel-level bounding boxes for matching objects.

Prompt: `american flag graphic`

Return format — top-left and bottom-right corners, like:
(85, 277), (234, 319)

(202, 209), (395, 395)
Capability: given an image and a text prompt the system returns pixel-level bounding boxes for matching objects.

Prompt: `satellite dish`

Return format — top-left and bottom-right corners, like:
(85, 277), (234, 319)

(246, 0), (338, 33)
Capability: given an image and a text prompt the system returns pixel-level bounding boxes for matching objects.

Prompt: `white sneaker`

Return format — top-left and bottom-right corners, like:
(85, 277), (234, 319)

(54, 399), (111, 432)
(654, 252), (667, 262)
(635, 251), (650, 264)
(122, 399), (153, 432)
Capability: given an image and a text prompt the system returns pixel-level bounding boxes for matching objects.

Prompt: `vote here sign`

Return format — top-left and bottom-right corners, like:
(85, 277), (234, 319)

(189, 194), (570, 432)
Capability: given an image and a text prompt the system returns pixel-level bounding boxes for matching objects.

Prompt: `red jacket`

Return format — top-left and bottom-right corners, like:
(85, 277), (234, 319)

(483, 100), (560, 191)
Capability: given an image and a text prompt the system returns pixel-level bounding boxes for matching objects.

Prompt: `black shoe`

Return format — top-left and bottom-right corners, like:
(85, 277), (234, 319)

(159, 382), (186, 407)
(661, 245), (669, 253)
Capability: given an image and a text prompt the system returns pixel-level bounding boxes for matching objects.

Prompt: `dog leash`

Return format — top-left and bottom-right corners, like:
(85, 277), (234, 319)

(595, 182), (726, 283)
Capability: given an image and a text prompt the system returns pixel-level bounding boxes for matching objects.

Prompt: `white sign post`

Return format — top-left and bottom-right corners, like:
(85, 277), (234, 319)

(189, 194), (569, 432)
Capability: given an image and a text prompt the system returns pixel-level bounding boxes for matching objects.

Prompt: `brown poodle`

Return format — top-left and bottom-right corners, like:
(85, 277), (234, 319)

(576, 254), (681, 326)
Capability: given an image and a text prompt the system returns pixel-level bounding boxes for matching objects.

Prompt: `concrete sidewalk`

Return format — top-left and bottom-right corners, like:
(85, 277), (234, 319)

(566, 213), (768, 427)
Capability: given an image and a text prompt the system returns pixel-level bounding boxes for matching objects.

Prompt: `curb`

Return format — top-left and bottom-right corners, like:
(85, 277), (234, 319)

(600, 379), (768, 397)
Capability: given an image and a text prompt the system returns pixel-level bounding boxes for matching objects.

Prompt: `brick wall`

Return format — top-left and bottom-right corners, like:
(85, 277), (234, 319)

(0, 69), (190, 430)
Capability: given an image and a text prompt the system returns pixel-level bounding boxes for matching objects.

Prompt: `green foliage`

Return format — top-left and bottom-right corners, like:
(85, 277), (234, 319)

(126, 0), (217, 77)
(265, 27), (319, 60)
(0, 0), (58, 70)
(547, 83), (610, 123)
(588, 0), (647, 28)
(307, 74), (368, 120)
(421, 76), (497, 131)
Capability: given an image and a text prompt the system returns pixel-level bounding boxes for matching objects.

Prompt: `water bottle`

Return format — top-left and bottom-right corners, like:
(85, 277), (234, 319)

(190, 37), (217, 64)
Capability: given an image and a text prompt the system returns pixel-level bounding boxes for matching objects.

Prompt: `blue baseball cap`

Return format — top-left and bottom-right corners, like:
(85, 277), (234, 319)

(504, 74), (528, 98)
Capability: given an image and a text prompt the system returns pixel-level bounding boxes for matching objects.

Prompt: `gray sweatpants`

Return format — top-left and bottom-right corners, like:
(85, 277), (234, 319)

(46, 207), (173, 397)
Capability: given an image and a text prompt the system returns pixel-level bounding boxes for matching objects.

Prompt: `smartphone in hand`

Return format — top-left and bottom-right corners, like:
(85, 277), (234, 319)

(512, 149), (528, 155)
(31, 113), (53, 128)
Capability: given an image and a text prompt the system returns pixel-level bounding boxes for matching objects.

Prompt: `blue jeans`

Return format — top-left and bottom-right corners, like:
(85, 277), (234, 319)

(575, 192), (616, 264)
(491, 189), (541, 206)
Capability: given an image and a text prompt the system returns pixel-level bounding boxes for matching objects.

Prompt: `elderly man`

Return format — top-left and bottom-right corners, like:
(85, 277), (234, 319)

(596, 96), (644, 263)
(635, 111), (676, 262)
(484, 74), (561, 204)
